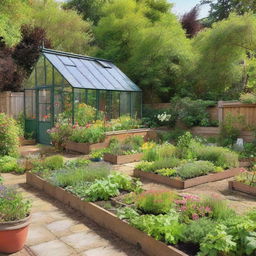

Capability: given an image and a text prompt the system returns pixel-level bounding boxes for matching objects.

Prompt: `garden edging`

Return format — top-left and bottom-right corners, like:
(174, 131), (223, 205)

(134, 168), (243, 189)
(103, 153), (143, 164)
(229, 180), (256, 196)
(26, 172), (187, 256)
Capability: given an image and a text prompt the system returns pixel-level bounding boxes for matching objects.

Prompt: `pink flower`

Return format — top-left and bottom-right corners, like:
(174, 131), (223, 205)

(192, 213), (199, 220)
(240, 169), (246, 173)
(205, 206), (212, 213)
(180, 206), (187, 212)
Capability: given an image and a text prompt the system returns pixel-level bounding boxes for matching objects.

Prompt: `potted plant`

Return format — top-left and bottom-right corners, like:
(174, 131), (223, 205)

(89, 150), (105, 162)
(0, 184), (31, 253)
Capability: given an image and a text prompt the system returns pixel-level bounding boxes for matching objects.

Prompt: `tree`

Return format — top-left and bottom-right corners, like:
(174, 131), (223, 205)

(201, 0), (256, 25)
(12, 25), (51, 75)
(181, 7), (203, 38)
(95, 0), (193, 102)
(0, 0), (31, 46)
(30, 0), (93, 54)
(64, 0), (110, 24)
(192, 14), (256, 100)
(0, 38), (24, 92)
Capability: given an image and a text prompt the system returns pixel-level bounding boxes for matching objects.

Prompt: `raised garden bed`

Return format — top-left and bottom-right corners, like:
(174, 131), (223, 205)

(65, 141), (107, 154)
(229, 180), (256, 196)
(66, 128), (157, 154)
(26, 172), (187, 256)
(104, 153), (143, 165)
(134, 168), (243, 189)
(239, 157), (256, 168)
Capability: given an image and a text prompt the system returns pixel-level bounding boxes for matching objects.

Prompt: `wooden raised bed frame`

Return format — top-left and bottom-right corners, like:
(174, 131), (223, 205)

(229, 180), (256, 196)
(104, 153), (143, 165)
(65, 128), (157, 154)
(26, 172), (187, 256)
(134, 168), (243, 189)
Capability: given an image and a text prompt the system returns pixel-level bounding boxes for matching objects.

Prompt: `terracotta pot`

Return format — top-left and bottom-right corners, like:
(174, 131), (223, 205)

(0, 215), (31, 253)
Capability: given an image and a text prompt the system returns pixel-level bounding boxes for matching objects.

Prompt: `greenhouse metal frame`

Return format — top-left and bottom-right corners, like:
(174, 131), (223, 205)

(24, 48), (142, 144)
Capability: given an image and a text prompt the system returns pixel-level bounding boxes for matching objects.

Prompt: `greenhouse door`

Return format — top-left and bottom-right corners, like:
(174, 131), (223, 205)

(37, 88), (52, 145)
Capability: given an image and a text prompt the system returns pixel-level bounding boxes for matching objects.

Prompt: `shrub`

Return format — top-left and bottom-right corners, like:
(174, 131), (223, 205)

(0, 186), (31, 222)
(240, 93), (256, 104)
(135, 161), (154, 172)
(176, 161), (215, 179)
(70, 126), (105, 143)
(44, 155), (64, 170)
(158, 143), (176, 159)
(182, 218), (216, 244)
(142, 146), (159, 162)
(159, 129), (186, 143)
(219, 112), (245, 147)
(106, 115), (141, 131)
(135, 190), (177, 214)
(48, 121), (73, 150)
(176, 132), (199, 159)
(197, 146), (239, 169)
(170, 97), (216, 127)
(0, 113), (20, 157)
(0, 156), (19, 173)
(50, 164), (111, 187)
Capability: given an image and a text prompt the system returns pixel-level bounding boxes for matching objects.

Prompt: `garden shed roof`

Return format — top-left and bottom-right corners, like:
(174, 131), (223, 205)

(42, 48), (141, 92)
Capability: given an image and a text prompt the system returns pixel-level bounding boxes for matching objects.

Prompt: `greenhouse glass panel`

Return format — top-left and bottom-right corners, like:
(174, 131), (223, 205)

(87, 89), (97, 108)
(45, 59), (53, 86)
(36, 56), (45, 87)
(120, 92), (131, 116)
(131, 92), (142, 118)
(25, 90), (36, 119)
(112, 91), (120, 119)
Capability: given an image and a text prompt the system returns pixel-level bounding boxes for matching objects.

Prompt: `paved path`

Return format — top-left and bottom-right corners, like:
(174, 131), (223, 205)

(2, 173), (145, 256)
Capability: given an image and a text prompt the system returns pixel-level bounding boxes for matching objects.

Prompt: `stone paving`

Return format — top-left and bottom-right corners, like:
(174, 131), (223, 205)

(2, 173), (145, 256)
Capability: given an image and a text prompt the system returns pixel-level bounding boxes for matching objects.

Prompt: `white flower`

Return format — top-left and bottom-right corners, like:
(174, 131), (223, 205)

(157, 112), (171, 122)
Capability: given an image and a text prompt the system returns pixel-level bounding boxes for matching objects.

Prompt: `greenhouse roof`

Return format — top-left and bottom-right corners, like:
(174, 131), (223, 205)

(42, 48), (141, 92)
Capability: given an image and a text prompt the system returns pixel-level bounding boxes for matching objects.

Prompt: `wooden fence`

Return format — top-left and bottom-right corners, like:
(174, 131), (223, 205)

(0, 91), (24, 118)
(144, 101), (256, 127)
(218, 101), (256, 128)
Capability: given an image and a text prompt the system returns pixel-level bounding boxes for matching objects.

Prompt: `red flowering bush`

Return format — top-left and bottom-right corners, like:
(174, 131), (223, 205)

(0, 113), (20, 157)
(135, 190), (177, 214)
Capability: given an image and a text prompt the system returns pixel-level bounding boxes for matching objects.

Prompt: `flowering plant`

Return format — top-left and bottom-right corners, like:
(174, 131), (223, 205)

(175, 194), (212, 223)
(235, 168), (256, 187)
(157, 112), (171, 123)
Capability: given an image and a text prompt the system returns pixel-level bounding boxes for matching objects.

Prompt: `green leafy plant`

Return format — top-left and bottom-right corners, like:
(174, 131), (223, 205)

(135, 190), (177, 214)
(44, 155), (64, 170)
(176, 161), (215, 180)
(176, 132), (198, 159)
(240, 93), (256, 104)
(198, 224), (236, 256)
(64, 158), (90, 168)
(195, 145), (239, 169)
(50, 164), (111, 187)
(74, 103), (97, 126)
(0, 113), (20, 157)
(129, 210), (184, 245)
(70, 126), (106, 144)
(0, 156), (20, 173)
(155, 168), (176, 177)
(182, 218), (216, 244)
(106, 115), (141, 131)
(0, 185), (31, 222)
(219, 112), (245, 147)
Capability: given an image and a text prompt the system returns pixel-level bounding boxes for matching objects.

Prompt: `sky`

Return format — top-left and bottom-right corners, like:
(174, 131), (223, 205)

(170, 0), (210, 18)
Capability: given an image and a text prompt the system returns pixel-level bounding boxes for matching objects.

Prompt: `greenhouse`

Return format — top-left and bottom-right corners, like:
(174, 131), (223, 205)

(24, 48), (142, 144)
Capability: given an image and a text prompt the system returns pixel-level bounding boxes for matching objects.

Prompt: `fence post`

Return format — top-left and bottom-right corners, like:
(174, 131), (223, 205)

(218, 101), (224, 124)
